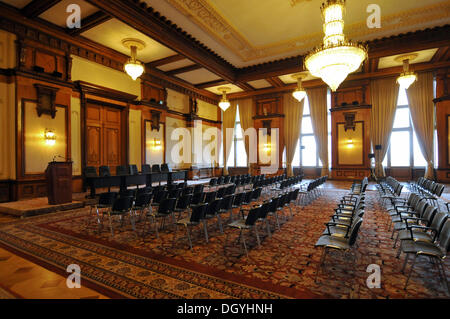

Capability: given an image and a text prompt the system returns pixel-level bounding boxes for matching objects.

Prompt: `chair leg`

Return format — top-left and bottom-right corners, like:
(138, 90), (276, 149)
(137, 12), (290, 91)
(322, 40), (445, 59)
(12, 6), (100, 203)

(108, 214), (114, 237)
(217, 214), (224, 234)
(404, 254), (417, 290)
(241, 231), (248, 258)
(401, 253), (410, 273)
(203, 220), (209, 243)
(315, 247), (328, 283)
(393, 232), (400, 248)
(186, 225), (193, 249)
(265, 219), (271, 238)
(254, 226), (261, 247)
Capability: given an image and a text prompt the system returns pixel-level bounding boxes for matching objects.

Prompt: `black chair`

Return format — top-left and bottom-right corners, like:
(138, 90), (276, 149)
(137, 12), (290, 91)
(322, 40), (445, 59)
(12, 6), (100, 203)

(193, 184), (204, 194)
(174, 194), (192, 220)
(133, 193), (152, 222)
(116, 165), (128, 176)
(191, 192), (205, 205)
(128, 164), (138, 175)
(219, 195), (234, 221)
(107, 196), (135, 236)
(174, 203), (208, 249)
(152, 190), (168, 207)
(161, 163), (170, 172)
(216, 186), (226, 199)
(152, 164), (161, 173)
(146, 198), (177, 238)
(141, 164), (151, 174)
(225, 206), (262, 257)
(99, 166), (111, 177)
(204, 191), (217, 204)
(204, 199), (224, 236)
(84, 166), (98, 178)
(87, 192), (117, 232)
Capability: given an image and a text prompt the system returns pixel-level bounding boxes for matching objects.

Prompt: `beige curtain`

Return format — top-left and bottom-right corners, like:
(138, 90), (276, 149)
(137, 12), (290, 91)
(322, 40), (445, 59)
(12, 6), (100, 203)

(238, 98), (254, 166)
(283, 93), (304, 176)
(307, 87), (329, 176)
(370, 77), (399, 177)
(222, 102), (237, 175)
(407, 72), (435, 179)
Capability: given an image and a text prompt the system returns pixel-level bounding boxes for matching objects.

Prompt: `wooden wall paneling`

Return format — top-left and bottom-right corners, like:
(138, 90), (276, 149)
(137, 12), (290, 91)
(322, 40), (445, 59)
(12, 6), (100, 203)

(434, 68), (450, 182)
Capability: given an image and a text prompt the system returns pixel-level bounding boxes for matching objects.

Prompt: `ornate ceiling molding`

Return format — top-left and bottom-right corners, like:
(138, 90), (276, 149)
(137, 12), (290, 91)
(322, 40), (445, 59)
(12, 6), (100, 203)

(164, 0), (450, 63)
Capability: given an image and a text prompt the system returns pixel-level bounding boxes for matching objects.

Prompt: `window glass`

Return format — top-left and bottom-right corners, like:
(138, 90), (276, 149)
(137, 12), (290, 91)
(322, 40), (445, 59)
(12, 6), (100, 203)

(227, 140), (235, 167)
(390, 131), (410, 166)
(301, 135), (317, 166)
(236, 140), (247, 166)
(397, 87), (408, 106)
(392, 107), (410, 129)
(302, 116), (314, 134)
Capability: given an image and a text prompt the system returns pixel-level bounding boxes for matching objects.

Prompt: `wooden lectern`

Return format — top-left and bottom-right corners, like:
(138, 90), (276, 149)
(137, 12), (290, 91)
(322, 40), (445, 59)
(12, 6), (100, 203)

(45, 161), (73, 205)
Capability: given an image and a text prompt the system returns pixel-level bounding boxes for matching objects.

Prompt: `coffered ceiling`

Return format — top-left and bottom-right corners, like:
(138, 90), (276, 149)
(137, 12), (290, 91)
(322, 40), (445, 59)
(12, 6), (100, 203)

(0, 0), (449, 98)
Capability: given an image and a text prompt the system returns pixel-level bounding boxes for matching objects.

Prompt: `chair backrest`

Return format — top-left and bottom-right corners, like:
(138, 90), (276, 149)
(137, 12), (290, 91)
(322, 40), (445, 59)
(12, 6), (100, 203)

(268, 197), (279, 213)
(216, 187), (226, 199)
(84, 166), (98, 177)
(112, 196), (133, 212)
(243, 191), (253, 203)
(141, 164), (151, 173)
(182, 187), (194, 196)
(176, 194), (192, 209)
(220, 195), (234, 211)
(438, 219), (450, 253)
(245, 207), (261, 226)
(99, 166), (111, 177)
(116, 165), (128, 176)
(120, 189), (136, 199)
(415, 200), (429, 218)
(206, 199), (221, 215)
(128, 164), (138, 175)
(422, 206), (438, 226)
(209, 178), (218, 186)
(153, 190), (168, 204)
(204, 191), (217, 203)
(168, 189), (182, 199)
(258, 202), (271, 219)
(98, 192), (117, 206)
(191, 192), (205, 205)
(158, 198), (176, 214)
(190, 203), (207, 223)
(233, 192), (244, 206)
(434, 184), (445, 197)
(430, 212), (448, 235)
(193, 184), (204, 194)
(152, 164), (161, 173)
(348, 218), (363, 246)
(161, 163), (170, 172)
(134, 193), (152, 208)
(223, 176), (231, 184)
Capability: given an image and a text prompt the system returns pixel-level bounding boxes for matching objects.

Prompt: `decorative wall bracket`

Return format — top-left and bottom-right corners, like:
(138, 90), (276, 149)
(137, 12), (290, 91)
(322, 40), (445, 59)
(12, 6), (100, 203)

(343, 112), (356, 131)
(34, 84), (59, 118)
(151, 110), (161, 131)
(262, 120), (272, 136)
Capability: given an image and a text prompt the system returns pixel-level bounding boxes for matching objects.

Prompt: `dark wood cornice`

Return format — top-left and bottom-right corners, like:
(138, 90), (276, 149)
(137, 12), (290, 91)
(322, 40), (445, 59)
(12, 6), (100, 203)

(21, 0), (62, 18)
(195, 79), (227, 89)
(0, 3), (218, 104)
(85, 0), (236, 82)
(166, 64), (202, 76)
(67, 11), (112, 36)
(75, 81), (138, 102)
(147, 54), (186, 68)
(236, 56), (303, 83)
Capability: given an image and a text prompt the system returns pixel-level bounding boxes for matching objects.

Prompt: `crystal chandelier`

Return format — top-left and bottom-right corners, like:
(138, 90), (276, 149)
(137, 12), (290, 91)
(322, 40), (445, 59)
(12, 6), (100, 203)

(292, 73), (307, 102)
(122, 39), (146, 81)
(305, 0), (367, 91)
(218, 87), (231, 111)
(396, 54), (418, 89)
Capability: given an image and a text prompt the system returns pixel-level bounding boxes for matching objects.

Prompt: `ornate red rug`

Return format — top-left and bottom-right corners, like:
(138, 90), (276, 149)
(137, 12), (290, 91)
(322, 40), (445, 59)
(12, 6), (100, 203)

(0, 189), (448, 299)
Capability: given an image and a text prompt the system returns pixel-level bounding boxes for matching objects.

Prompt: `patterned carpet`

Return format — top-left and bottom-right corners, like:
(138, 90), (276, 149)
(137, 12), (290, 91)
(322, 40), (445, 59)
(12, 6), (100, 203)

(0, 188), (448, 299)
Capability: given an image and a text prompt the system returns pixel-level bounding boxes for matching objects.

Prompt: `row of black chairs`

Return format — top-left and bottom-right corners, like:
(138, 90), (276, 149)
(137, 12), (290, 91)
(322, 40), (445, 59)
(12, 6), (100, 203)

(85, 164), (173, 178)
(408, 177), (446, 211)
(377, 179), (449, 294)
(315, 185), (366, 281)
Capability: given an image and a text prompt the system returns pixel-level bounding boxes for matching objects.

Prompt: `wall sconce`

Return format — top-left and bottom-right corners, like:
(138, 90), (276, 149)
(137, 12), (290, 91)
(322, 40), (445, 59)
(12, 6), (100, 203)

(263, 143), (271, 153)
(347, 138), (354, 148)
(152, 138), (162, 150)
(44, 129), (56, 146)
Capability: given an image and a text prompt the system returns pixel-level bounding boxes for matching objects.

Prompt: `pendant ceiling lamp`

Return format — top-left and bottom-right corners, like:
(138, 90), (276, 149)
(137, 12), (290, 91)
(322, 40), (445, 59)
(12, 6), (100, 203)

(122, 38), (146, 81)
(396, 53), (418, 89)
(292, 73), (307, 102)
(305, 0), (368, 92)
(218, 87), (231, 111)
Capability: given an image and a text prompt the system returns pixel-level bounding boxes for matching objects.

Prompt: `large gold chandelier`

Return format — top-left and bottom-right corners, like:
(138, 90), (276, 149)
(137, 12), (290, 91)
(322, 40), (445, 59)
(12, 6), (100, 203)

(305, 0), (367, 91)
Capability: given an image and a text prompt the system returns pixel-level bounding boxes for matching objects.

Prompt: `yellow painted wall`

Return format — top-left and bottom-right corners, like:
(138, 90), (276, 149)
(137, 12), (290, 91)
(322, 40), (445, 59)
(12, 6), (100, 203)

(166, 116), (189, 169)
(197, 99), (218, 121)
(70, 97), (82, 176)
(166, 89), (189, 113)
(0, 30), (16, 69)
(129, 108), (142, 168)
(71, 55), (141, 99)
(0, 30), (16, 180)
(23, 101), (67, 174)
(145, 122), (164, 166)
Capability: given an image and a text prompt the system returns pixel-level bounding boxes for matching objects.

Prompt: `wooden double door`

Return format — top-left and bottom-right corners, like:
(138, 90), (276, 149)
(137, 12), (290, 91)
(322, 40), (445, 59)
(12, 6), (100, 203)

(85, 102), (125, 175)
